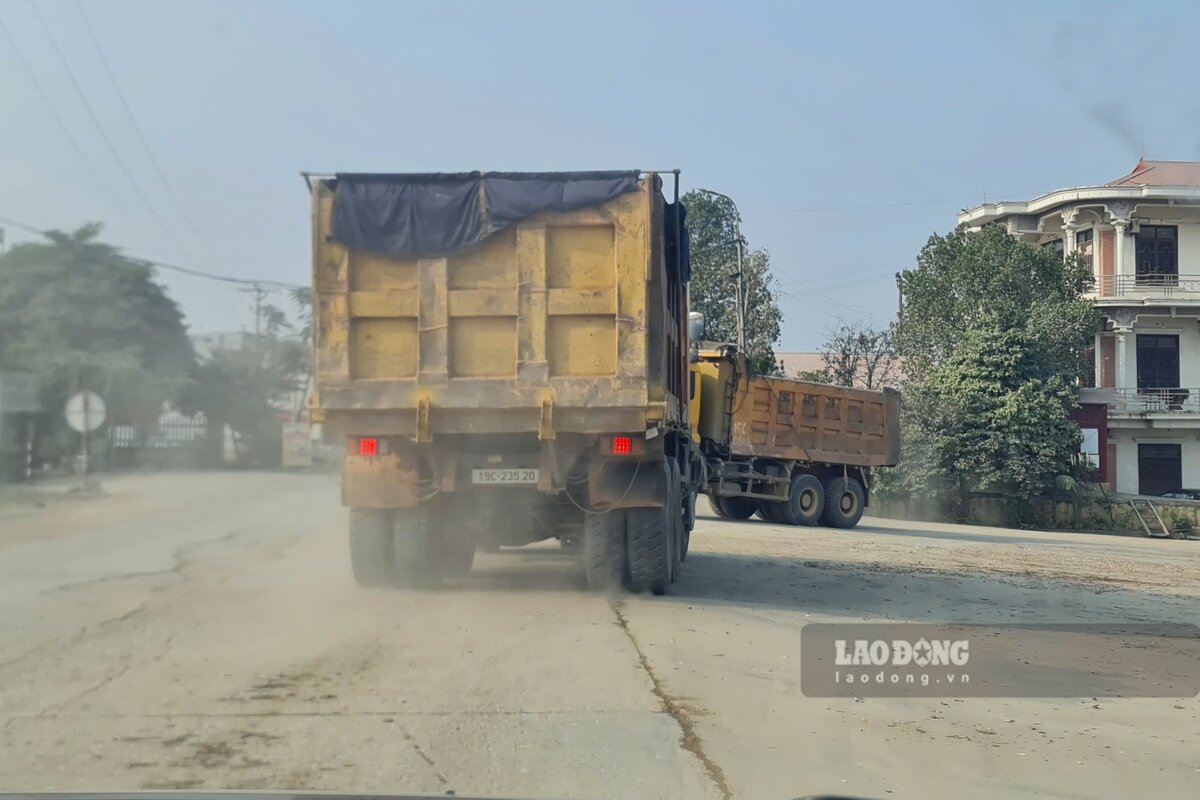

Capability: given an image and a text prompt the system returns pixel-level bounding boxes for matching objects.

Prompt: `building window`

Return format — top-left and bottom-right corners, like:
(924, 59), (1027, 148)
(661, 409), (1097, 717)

(1079, 428), (1100, 471)
(1135, 225), (1177, 284)
(1079, 346), (1095, 388)
(1076, 228), (1094, 271)
(1042, 238), (1064, 260)
(1136, 334), (1180, 389)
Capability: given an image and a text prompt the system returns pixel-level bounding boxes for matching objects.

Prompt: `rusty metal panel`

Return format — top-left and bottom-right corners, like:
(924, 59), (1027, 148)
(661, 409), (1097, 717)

(729, 376), (900, 467)
(312, 174), (678, 435)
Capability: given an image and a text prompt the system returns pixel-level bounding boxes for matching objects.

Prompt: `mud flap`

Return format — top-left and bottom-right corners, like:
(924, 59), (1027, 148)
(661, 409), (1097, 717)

(342, 454), (419, 509)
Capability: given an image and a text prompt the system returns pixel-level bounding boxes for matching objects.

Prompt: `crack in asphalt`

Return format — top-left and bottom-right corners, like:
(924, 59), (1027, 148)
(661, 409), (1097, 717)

(609, 598), (733, 800)
(37, 633), (173, 717)
(1, 525), (307, 675)
(401, 729), (449, 785)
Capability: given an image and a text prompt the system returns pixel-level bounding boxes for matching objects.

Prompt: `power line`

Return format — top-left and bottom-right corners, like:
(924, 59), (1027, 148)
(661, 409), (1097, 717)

(27, 1), (184, 253)
(0, 11), (133, 226)
(73, 0), (210, 253)
(0, 212), (302, 290)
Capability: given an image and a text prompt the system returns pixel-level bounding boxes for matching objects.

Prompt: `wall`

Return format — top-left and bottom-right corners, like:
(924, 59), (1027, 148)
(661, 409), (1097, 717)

(1110, 431), (1200, 494)
(1178, 221), (1200, 272)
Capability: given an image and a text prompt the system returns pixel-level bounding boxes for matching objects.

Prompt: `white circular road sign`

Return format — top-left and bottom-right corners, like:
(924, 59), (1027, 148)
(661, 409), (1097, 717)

(65, 391), (107, 433)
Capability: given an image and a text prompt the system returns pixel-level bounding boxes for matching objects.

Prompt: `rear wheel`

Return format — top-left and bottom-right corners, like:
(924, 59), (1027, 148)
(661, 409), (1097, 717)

(627, 464), (672, 595)
(681, 477), (695, 561)
(707, 495), (728, 518)
(584, 510), (626, 590)
(393, 506), (436, 586)
(348, 508), (395, 587)
(820, 476), (865, 529)
(757, 500), (786, 523)
(716, 495), (757, 520)
(434, 535), (476, 577)
(667, 460), (683, 581)
(782, 473), (824, 526)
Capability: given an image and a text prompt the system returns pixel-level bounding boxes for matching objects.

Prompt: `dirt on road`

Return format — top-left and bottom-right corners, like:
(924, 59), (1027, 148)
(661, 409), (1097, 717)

(1, 471), (1197, 800)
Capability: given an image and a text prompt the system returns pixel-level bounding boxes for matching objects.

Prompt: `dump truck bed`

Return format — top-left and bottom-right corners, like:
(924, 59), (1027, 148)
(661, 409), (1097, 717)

(730, 374), (900, 467)
(310, 171), (687, 438)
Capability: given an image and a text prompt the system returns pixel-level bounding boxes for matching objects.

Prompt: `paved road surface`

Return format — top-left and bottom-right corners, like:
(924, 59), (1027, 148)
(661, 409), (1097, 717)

(1, 471), (1197, 799)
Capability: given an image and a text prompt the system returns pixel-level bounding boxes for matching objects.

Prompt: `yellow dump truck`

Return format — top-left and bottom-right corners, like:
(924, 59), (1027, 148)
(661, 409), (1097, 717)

(307, 170), (695, 593)
(688, 336), (900, 528)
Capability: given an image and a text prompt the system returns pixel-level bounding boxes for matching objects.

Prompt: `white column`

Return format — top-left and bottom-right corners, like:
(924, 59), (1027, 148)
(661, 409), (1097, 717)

(1094, 332), (1103, 387)
(1113, 222), (1127, 278)
(1063, 226), (1077, 255)
(1115, 328), (1130, 390)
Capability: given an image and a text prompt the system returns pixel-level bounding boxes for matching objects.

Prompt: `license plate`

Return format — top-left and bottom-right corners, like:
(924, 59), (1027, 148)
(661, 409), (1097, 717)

(471, 468), (539, 485)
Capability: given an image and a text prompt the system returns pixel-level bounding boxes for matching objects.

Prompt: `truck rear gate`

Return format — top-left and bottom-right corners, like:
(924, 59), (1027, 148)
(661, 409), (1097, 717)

(308, 170), (695, 594)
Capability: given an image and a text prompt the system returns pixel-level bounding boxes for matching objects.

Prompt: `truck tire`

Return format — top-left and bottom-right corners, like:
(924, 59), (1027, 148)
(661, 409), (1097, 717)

(757, 500), (787, 523)
(393, 506), (436, 586)
(716, 495), (757, 520)
(667, 460), (683, 581)
(434, 535), (476, 577)
(349, 508), (395, 587)
(681, 488), (694, 562)
(584, 510), (626, 590)
(627, 505), (671, 594)
(683, 479), (697, 533)
(707, 495), (728, 518)
(627, 464), (672, 594)
(821, 476), (865, 529)
(782, 473), (824, 526)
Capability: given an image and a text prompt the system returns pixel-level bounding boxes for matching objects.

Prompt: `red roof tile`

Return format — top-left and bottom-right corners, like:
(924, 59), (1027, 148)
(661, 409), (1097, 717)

(1107, 159), (1200, 187)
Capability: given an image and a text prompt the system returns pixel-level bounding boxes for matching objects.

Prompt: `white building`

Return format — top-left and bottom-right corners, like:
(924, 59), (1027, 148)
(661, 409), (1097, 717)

(959, 159), (1200, 496)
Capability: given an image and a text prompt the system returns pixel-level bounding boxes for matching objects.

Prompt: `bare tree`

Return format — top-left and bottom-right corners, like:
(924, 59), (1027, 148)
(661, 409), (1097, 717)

(819, 321), (901, 390)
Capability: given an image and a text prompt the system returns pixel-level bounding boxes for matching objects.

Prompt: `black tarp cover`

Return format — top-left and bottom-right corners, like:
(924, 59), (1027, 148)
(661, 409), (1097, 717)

(330, 171), (642, 260)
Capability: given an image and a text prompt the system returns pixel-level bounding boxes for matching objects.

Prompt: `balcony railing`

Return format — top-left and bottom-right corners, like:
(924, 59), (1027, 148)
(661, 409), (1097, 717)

(1092, 274), (1200, 299)
(1106, 387), (1200, 414)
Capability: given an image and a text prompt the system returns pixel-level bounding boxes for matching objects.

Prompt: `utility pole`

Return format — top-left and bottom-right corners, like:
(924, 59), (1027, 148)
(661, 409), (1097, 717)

(252, 283), (265, 338)
(240, 283), (269, 364)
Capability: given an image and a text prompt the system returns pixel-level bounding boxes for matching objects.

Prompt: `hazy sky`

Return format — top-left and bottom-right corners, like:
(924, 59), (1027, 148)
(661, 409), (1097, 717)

(3, 0), (1198, 348)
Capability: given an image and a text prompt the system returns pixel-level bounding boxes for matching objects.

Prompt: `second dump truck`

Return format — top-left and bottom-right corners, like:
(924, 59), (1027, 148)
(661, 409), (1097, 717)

(307, 169), (899, 595)
(687, 334), (900, 529)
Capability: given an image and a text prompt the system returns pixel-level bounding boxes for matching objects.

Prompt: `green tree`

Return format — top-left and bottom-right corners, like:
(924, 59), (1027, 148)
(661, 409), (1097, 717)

(0, 224), (195, 464)
(885, 224), (1102, 522)
(179, 297), (308, 467)
(894, 224), (1096, 383)
(683, 191), (783, 374)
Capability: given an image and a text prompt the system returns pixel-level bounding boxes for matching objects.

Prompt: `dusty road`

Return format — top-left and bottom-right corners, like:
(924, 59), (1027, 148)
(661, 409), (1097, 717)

(1, 471), (1198, 799)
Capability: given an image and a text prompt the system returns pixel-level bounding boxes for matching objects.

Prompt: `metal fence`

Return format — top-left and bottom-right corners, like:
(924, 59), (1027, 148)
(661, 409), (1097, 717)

(1092, 274), (1200, 298)
(1109, 387), (1200, 414)
(111, 416), (207, 450)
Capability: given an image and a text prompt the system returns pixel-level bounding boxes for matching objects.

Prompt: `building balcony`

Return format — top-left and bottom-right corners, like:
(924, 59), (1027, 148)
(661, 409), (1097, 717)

(1080, 387), (1200, 427)
(1091, 274), (1200, 303)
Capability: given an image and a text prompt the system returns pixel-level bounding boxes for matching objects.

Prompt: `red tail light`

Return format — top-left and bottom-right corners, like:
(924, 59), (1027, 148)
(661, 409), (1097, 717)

(358, 437), (379, 456)
(611, 436), (632, 455)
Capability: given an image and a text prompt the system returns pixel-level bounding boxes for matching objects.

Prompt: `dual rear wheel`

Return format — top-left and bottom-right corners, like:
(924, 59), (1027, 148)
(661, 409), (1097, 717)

(584, 459), (688, 595)
(348, 502), (476, 588)
(752, 473), (867, 529)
